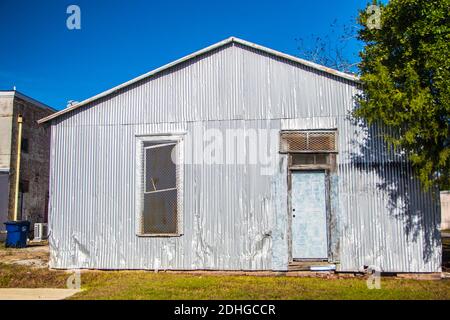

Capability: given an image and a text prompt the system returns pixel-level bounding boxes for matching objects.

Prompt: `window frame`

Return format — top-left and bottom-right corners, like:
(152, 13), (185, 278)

(135, 134), (184, 237)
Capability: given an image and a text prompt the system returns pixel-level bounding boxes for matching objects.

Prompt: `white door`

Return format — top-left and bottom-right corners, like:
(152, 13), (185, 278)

(291, 171), (328, 260)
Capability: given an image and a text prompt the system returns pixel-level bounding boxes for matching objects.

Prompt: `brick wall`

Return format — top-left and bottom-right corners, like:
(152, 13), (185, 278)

(7, 96), (53, 227)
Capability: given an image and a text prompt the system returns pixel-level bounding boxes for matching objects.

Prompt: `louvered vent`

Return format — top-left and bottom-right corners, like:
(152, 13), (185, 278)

(280, 131), (337, 153)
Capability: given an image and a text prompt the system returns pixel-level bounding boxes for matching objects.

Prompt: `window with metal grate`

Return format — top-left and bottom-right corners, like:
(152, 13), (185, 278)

(280, 131), (337, 153)
(140, 141), (181, 236)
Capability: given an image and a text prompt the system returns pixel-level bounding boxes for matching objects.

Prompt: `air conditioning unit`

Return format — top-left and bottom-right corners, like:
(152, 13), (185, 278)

(34, 223), (48, 241)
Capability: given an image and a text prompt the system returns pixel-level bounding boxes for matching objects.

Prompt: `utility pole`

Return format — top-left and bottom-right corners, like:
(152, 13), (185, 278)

(13, 114), (23, 221)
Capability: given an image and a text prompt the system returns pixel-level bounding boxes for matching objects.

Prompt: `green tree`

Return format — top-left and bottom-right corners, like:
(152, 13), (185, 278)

(355, 0), (450, 189)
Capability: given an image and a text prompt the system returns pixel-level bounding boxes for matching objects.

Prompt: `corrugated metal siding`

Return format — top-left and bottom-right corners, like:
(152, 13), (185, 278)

(49, 43), (441, 272)
(55, 44), (356, 127)
(50, 120), (280, 270)
(280, 117), (441, 272)
(335, 119), (441, 272)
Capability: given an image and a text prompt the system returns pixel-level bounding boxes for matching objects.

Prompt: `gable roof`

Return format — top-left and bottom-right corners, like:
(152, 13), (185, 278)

(38, 36), (360, 124)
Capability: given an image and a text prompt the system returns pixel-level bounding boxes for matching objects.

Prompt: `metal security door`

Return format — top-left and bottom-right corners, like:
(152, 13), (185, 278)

(291, 171), (328, 260)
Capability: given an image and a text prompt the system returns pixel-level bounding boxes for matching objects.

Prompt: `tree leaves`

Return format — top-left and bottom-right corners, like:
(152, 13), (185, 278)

(355, 0), (450, 189)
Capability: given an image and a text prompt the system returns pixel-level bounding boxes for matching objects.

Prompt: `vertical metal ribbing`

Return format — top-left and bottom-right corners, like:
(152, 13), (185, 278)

(49, 43), (441, 272)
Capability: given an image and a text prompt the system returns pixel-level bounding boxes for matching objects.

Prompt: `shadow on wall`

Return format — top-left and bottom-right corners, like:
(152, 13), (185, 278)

(346, 108), (441, 264)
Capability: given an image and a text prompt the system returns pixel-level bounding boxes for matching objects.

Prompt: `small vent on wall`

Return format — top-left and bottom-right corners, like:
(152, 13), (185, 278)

(280, 131), (337, 153)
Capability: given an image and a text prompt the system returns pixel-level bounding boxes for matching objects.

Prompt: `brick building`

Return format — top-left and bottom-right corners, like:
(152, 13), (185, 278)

(0, 90), (54, 239)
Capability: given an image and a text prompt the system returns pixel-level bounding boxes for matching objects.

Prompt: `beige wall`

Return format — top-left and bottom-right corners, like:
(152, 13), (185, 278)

(0, 95), (13, 170)
(441, 191), (450, 230)
(0, 172), (9, 236)
(0, 95), (13, 236)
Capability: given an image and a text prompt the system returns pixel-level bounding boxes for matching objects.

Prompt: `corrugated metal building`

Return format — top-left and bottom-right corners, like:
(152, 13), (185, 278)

(39, 37), (441, 272)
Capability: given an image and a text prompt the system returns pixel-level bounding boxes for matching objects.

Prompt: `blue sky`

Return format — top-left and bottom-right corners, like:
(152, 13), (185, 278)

(0, 0), (371, 110)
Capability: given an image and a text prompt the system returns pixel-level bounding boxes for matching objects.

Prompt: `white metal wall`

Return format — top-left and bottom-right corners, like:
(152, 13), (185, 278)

(48, 43), (441, 272)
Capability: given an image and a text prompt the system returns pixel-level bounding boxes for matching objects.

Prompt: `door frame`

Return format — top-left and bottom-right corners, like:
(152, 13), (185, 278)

(287, 159), (333, 263)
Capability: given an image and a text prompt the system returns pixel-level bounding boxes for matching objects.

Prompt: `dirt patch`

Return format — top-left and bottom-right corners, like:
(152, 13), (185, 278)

(0, 242), (49, 268)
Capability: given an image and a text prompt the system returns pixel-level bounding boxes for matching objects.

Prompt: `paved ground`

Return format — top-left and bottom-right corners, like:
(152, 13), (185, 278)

(0, 288), (81, 300)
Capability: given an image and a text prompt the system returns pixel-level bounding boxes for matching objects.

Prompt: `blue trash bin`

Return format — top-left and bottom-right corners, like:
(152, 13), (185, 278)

(4, 221), (30, 248)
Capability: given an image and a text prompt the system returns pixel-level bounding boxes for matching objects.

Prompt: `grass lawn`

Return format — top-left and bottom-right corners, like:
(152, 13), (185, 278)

(0, 263), (449, 300)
